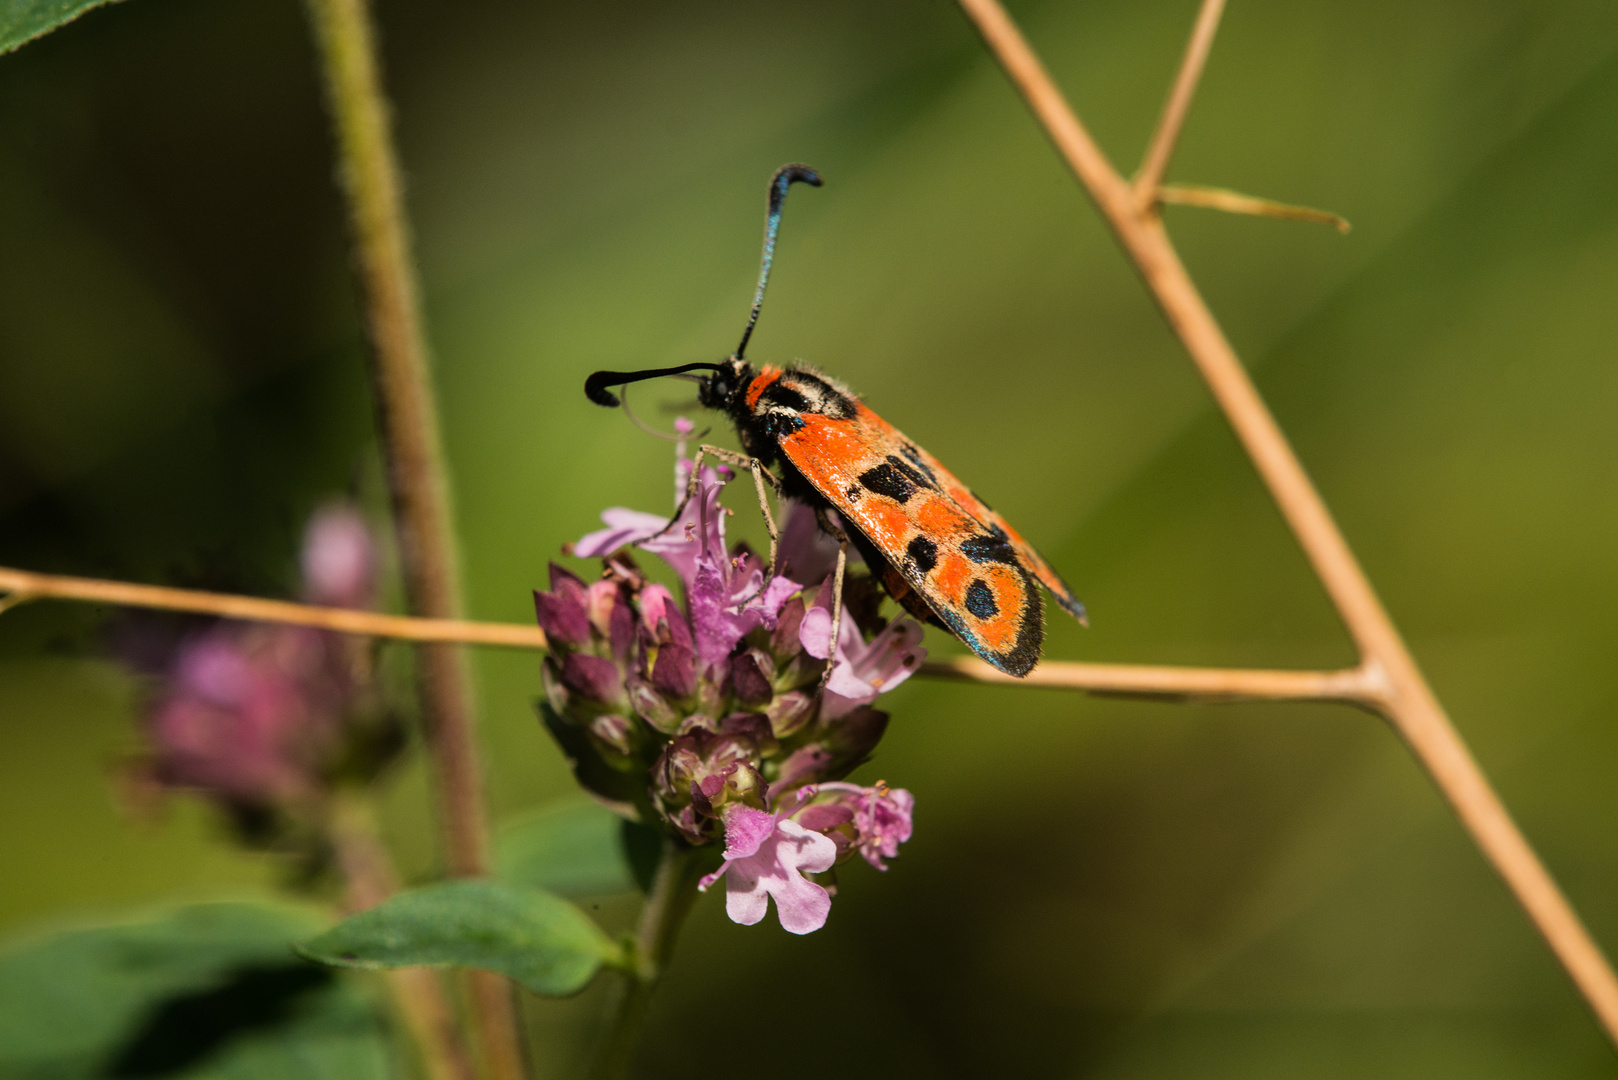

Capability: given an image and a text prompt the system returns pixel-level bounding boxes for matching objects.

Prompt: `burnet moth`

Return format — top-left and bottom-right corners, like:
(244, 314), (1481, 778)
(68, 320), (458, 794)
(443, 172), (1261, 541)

(586, 164), (1085, 677)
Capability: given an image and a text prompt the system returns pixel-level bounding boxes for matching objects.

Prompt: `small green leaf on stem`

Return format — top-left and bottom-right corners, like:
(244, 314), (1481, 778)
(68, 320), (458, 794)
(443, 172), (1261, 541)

(298, 880), (626, 997)
(1, 0), (122, 56)
(1157, 183), (1351, 233)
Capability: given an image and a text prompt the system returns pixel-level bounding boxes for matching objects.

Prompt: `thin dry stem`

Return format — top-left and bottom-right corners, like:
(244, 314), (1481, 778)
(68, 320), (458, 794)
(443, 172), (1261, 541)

(955, 0), (1618, 1048)
(1134, 0), (1227, 205)
(302, 0), (525, 1075)
(1158, 183), (1351, 233)
(923, 656), (1381, 707)
(0, 566), (550, 648)
(1, 563), (1379, 704)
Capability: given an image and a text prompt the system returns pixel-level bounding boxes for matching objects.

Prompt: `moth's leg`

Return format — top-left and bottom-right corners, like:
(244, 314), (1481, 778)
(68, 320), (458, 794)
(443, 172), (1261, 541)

(647, 445), (711, 543)
(814, 507), (851, 694)
(653, 442), (772, 543)
(696, 446), (781, 579)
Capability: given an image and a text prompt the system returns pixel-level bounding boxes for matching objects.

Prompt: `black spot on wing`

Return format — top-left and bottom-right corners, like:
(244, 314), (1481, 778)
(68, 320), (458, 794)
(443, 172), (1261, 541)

(964, 579), (998, 619)
(897, 444), (940, 486)
(886, 454), (937, 492)
(906, 535), (938, 574)
(859, 462), (916, 504)
(960, 534), (1019, 566)
(929, 564), (1044, 677)
(844, 484), (861, 501)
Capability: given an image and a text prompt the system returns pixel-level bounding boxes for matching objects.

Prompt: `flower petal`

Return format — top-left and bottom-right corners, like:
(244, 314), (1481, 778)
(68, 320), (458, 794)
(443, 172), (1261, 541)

(573, 508), (670, 558)
(722, 865), (771, 926)
(720, 805), (776, 861)
(766, 820), (838, 934)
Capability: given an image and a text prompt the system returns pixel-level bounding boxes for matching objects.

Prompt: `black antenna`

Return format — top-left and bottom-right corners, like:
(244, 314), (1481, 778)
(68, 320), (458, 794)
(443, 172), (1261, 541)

(584, 362), (722, 408)
(734, 163), (822, 361)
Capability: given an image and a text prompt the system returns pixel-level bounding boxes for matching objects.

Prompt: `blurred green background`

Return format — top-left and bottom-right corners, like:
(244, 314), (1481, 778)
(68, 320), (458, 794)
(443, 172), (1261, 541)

(4, 0), (1618, 1075)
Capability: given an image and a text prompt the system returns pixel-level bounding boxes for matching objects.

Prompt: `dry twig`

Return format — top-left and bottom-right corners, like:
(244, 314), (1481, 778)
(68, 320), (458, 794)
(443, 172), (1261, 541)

(1, 564), (1372, 705)
(955, 0), (1618, 1046)
(1133, 0), (1227, 206)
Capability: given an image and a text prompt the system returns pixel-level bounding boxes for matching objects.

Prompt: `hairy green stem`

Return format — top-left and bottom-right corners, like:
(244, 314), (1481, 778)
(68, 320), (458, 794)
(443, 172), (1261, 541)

(330, 793), (476, 1080)
(301, 1), (525, 1078)
(591, 842), (704, 1080)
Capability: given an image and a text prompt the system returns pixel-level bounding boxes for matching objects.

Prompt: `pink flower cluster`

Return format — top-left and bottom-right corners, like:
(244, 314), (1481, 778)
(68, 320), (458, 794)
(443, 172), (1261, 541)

(535, 458), (920, 934)
(137, 505), (390, 820)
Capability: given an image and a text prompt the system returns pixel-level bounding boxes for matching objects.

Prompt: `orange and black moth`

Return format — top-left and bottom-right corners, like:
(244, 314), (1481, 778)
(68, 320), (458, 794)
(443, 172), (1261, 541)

(585, 165), (1085, 677)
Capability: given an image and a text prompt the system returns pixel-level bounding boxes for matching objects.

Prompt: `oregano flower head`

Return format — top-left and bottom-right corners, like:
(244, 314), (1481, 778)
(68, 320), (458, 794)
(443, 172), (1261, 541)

(534, 453), (921, 932)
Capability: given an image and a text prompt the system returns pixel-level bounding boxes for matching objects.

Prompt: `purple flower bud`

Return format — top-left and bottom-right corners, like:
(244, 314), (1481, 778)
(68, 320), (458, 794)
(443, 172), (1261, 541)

(584, 579), (621, 642)
(719, 710), (774, 742)
(769, 595), (807, 659)
(559, 653), (624, 706)
(588, 713), (637, 757)
(729, 648), (774, 707)
(534, 563), (592, 649)
(765, 690), (815, 739)
(793, 800), (853, 836)
(550, 562), (590, 607)
(821, 705), (890, 762)
(626, 676), (680, 735)
(638, 584), (693, 651)
(651, 725), (768, 837)
(301, 505), (377, 610)
(650, 641), (697, 700)
(606, 590), (635, 663)
(774, 744), (835, 791)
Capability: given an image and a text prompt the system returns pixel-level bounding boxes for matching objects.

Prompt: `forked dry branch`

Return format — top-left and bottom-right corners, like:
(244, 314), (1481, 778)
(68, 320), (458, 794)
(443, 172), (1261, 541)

(955, 0), (1618, 1047)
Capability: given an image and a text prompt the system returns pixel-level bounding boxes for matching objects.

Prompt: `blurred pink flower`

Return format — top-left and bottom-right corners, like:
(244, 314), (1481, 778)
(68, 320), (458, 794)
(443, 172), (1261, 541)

(138, 502), (379, 811)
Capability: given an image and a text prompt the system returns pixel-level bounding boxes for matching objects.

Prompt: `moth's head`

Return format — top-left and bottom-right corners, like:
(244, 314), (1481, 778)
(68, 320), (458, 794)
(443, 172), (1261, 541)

(697, 357), (752, 414)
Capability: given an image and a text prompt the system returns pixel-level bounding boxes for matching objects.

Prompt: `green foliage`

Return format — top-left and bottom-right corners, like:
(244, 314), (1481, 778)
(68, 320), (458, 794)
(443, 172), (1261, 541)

(297, 880), (625, 997)
(0, 901), (389, 1079)
(496, 800), (662, 897)
(0, 0), (120, 55)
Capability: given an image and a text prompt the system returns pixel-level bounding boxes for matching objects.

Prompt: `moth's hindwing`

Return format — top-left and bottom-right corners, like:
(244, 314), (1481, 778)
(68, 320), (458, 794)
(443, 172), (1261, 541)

(777, 405), (1046, 677)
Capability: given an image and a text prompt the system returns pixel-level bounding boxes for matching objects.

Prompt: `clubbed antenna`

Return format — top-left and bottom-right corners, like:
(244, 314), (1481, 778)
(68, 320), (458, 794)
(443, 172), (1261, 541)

(734, 163), (822, 361)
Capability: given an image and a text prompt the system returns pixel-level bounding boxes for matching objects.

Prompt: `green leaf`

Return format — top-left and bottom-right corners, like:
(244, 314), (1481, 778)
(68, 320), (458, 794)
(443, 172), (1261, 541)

(0, 0), (122, 56)
(297, 880), (624, 997)
(496, 800), (662, 897)
(0, 901), (390, 1080)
